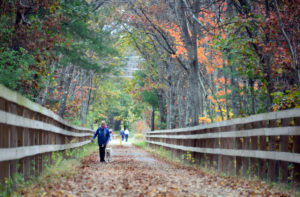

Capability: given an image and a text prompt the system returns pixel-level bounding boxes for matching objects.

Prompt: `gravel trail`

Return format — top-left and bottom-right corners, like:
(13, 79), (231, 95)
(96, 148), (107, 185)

(23, 143), (291, 197)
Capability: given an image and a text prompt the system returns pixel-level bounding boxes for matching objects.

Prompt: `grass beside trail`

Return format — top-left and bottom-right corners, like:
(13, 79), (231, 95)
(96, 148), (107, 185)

(132, 141), (147, 149)
(132, 140), (180, 163)
(1, 142), (98, 197)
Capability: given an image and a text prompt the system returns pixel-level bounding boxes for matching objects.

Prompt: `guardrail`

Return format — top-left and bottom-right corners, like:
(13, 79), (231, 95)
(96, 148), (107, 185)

(146, 108), (300, 183)
(0, 84), (94, 183)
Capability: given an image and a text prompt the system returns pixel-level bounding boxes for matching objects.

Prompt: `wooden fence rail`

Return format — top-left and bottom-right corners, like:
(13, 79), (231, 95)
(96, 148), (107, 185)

(0, 84), (94, 183)
(146, 108), (300, 184)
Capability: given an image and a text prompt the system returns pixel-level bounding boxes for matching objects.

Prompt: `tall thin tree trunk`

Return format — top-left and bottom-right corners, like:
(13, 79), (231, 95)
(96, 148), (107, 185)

(264, 0), (274, 111)
(90, 75), (99, 129)
(80, 70), (91, 125)
(157, 90), (166, 129)
(249, 78), (256, 114)
(230, 65), (241, 118)
(58, 64), (75, 118)
(58, 66), (67, 91)
(38, 62), (56, 105)
(208, 99), (214, 123)
(167, 76), (176, 129)
(68, 68), (79, 101)
(178, 79), (187, 128)
(224, 66), (230, 119)
(151, 105), (155, 131)
(185, 86), (190, 126)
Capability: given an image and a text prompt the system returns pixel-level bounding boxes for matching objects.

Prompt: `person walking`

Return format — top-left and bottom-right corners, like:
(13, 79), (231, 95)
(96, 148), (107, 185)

(124, 128), (129, 142)
(120, 129), (125, 141)
(91, 121), (110, 162)
(109, 129), (113, 141)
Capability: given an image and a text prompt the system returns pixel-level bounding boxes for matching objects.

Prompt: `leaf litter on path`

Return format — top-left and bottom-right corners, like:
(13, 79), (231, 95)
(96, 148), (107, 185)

(20, 145), (292, 197)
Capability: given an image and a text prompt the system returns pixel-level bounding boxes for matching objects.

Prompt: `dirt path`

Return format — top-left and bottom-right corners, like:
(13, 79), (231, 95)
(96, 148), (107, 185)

(25, 144), (291, 197)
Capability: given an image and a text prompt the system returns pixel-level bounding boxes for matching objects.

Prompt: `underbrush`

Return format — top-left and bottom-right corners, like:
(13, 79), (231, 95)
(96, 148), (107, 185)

(133, 133), (145, 141)
(132, 141), (148, 149)
(0, 143), (98, 197)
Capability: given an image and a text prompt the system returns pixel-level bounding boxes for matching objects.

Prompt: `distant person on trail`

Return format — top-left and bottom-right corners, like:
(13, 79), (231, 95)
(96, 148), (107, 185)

(109, 129), (113, 141)
(91, 121), (110, 162)
(124, 128), (129, 142)
(120, 129), (125, 141)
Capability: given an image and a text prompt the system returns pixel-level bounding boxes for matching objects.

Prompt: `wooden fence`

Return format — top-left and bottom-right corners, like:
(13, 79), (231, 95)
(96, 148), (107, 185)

(0, 84), (94, 183)
(146, 108), (300, 184)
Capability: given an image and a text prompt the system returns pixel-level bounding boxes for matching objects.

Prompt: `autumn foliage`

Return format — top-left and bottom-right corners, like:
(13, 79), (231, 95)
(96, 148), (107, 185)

(121, 0), (300, 128)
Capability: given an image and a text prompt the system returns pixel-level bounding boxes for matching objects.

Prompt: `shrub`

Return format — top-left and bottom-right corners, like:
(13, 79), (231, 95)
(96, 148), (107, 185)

(134, 133), (145, 141)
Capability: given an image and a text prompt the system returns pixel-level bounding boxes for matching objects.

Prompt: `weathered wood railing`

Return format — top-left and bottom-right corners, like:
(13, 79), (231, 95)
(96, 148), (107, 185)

(0, 85), (94, 183)
(146, 108), (300, 184)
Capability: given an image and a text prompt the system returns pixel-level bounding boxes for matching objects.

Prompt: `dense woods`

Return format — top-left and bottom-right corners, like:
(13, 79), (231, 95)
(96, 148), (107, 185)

(121, 0), (300, 129)
(0, 0), (299, 131)
(0, 0), (126, 129)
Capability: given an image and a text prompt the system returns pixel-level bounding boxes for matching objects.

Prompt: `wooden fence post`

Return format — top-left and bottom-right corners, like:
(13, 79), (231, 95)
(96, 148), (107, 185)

(268, 120), (277, 182)
(236, 126), (242, 176)
(279, 118), (290, 183)
(242, 123), (251, 177)
(250, 122), (258, 178)
(293, 117), (300, 188)
(259, 121), (267, 180)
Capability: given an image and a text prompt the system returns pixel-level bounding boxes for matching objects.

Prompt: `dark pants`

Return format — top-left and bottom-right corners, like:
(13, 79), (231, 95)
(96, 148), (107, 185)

(122, 135), (124, 141)
(125, 134), (128, 142)
(99, 145), (106, 162)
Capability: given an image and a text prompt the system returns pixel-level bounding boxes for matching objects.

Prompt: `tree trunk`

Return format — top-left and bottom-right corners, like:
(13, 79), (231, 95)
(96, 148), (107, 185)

(58, 66), (67, 92)
(230, 65), (241, 117)
(249, 78), (256, 115)
(80, 70), (91, 125)
(264, 0), (274, 111)
(208, 99), (214, 123)
(58, 64), (75, 118)
(178, 78), (187, 128)
(68, 68), (79, 101)
(224, 66), (230, 119)
(185, 85), (190, 126)
(90, 75), (99, 129)
(157, 90), (166, 129)
(168, 82), (176, 129)
(151, 105), (155, 131)
(175, 0), (201, 126)
(38, 63), (56, 106)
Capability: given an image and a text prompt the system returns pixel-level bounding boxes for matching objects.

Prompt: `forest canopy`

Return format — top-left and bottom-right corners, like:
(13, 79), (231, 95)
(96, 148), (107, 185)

(0, 0), (299, 131)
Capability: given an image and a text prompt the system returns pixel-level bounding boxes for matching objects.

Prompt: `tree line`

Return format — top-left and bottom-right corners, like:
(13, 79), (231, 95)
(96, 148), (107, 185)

(1, 0), (299, 131)
(0, 0), (129, 128)
(117, 0), (300, 129)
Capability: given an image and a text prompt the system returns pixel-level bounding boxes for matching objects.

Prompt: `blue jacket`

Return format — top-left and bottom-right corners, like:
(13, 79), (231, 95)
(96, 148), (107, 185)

(120, 130), (124, 136)
(92, 127), (110, 145)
